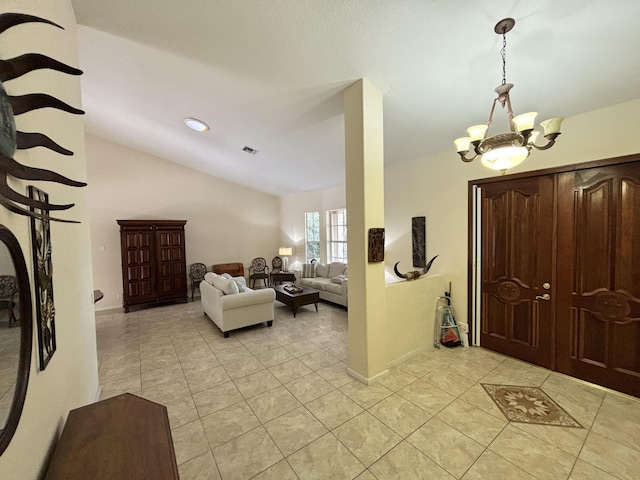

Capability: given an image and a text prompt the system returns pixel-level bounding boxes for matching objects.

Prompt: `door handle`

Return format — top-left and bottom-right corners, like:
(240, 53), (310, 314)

(535, 293), (551, 301)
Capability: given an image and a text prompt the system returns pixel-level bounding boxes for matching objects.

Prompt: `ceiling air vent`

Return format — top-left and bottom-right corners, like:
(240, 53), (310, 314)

(242, 146), (259, 155)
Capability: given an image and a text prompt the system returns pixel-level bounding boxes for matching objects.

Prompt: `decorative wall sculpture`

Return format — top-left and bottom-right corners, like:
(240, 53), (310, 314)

(29, 186), (56, 370)
(368, 228), (384, 263)
(412, 216), (426, 268)
(0, 13), (86, 222)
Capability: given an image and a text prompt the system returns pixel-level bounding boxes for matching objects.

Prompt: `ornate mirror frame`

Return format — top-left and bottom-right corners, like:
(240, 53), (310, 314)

(0, 224), (33, 455)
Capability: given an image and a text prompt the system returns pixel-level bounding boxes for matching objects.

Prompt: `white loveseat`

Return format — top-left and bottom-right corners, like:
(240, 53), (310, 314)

(297, 262), (348, 307)
(200, 272), (275, 337)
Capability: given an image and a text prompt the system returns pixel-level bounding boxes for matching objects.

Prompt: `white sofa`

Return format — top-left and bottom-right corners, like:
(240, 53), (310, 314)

(297, 262), (348, 307)
(200, 272), (275, 337)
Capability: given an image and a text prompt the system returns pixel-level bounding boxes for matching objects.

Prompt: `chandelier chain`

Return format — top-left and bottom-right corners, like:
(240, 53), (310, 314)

(501, 31), (507, 85)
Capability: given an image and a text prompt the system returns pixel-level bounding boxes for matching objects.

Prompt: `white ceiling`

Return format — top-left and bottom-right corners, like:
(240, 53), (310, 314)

(71, 0), (640, 196)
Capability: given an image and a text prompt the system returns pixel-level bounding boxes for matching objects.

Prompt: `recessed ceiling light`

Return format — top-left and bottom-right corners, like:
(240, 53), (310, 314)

(184, 117), (209, 132)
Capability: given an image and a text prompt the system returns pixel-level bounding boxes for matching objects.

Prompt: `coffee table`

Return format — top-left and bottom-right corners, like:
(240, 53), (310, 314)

(274, 285), (320, 317)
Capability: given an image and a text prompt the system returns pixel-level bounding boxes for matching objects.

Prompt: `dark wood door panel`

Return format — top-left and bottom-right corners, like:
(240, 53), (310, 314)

(556, 162), (640, 397)
(480, 175), (554, 368)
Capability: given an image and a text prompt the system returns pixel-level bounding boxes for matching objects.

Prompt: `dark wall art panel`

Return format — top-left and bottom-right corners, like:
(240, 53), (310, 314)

(29, 186), (56, 370)
(412, 216), (426, 268)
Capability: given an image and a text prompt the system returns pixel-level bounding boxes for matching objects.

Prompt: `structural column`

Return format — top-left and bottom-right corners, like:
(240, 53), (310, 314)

(344, 79), (387, 383)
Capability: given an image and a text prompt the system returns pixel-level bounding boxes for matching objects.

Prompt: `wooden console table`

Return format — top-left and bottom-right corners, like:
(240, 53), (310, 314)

(45, 394), (179, 480)
(270, 271), (296, 286)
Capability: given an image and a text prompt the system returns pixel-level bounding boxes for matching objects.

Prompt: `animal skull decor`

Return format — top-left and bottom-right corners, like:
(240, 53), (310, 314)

(0, 13), (86, 223)
(393, 255), (438, 281)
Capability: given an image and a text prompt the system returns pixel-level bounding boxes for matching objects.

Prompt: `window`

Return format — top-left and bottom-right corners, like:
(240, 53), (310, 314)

(305, 211), (320, 263)
(327, 208), (347, 263)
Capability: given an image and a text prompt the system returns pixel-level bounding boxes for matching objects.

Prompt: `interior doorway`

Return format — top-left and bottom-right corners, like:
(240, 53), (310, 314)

(469, 154), (640, 397)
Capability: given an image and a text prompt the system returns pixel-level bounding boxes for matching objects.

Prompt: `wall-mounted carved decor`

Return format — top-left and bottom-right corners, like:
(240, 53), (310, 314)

(0, 13), (86, 223)
(29, 186), (56, 370)
(368, 228), (384, 263)
(412, 216), (426, 268)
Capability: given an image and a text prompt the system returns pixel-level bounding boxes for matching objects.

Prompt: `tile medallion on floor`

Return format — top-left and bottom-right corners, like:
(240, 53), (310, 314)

(333, 411), (402, 467)
(264, 406), (328, 456)
(369, 441), (455, 480)
(212, 426), (283, 480)
(287, 433), (365, 480)
(177, 451), (221, 480)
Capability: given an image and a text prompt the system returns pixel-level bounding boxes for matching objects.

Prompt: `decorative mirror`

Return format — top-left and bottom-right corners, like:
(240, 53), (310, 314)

(0, 224), (32, 455)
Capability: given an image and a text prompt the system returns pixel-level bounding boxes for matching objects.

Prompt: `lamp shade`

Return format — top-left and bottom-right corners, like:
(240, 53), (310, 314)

(278, 247), (292, 256)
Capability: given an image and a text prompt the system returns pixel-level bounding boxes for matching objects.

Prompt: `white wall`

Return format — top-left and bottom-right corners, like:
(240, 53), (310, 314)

(384, 99), (640, 327)
(85, 134), (280, 310)
(0, 1), (98, 478)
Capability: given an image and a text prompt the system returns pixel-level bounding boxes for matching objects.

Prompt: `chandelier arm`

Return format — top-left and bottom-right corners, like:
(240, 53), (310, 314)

(530, 133), (561, 151)
(486, 98), (498, 129)
(458, 151), (478, 163)
(505, 94), (515, 132)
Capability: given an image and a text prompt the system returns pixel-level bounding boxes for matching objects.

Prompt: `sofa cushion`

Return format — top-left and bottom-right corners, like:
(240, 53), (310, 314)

(315, 262), (330, 278)
(324, 282), (343, 295)
(331, 275), (347, 284)
(328, 262), (347, 277)
(212, 275), (239, 295)
(302, 263), (316, 278)
(204, 272), (219, 285)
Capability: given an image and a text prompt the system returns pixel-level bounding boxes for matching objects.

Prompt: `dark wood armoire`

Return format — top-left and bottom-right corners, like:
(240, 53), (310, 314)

(117, 220), (187, 312)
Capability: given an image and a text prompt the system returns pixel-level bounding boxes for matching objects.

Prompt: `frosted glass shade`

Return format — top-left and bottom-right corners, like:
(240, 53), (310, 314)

(540, 117), (564, 135)
(278, 247), (292, 256)
(480, 145), (529, 171)
(454, 137), (471, 153)
(512, 112), (538, 132)
(467, 124), (488, 142)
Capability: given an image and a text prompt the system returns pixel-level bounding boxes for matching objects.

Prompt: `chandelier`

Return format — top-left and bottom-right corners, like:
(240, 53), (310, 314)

(454, 18), (563, 173)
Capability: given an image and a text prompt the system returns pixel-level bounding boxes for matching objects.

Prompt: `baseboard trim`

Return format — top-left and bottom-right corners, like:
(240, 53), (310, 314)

(347, 367), (389, 385)
(386, 344), (429, 368)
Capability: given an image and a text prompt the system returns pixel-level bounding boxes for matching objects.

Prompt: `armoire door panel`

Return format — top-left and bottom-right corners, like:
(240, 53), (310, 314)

(118, 220), (187, 312)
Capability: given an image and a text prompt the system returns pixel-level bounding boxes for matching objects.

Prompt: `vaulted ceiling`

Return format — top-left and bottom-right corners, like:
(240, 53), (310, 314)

(72, 0), (640, 195)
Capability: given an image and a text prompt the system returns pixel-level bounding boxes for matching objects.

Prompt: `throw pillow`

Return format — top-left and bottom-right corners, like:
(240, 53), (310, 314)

(331, 275), (347, 284)
(204, 272), (218, 285)
(232, 276), (247, 293)
(302, 263), (316, 278)
(315, 262), (330, 278)
(328, 262), (347, 278)
(212, 275), (239, 295)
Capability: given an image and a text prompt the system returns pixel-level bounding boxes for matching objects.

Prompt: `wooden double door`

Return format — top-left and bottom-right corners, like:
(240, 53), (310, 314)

(477, 157), (640, 397)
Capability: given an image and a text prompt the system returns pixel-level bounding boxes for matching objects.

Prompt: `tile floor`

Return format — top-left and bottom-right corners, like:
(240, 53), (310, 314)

(96, 300), (640, 480)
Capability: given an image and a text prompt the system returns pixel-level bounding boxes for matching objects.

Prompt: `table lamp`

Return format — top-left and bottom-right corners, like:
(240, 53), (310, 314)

(278, 247), (292, 271)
